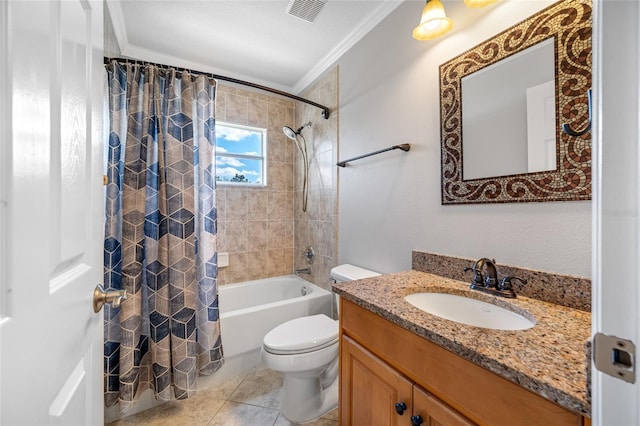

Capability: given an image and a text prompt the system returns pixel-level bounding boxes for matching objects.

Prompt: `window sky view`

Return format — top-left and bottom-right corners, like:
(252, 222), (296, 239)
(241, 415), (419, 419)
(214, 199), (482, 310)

(215, 123), (264, 184)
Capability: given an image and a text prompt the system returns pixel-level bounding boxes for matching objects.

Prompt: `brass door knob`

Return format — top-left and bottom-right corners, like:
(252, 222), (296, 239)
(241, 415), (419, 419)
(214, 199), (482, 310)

(93, 284), (127, 313)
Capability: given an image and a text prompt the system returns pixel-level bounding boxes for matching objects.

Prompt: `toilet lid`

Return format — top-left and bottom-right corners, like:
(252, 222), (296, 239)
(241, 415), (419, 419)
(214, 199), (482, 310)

(263, 314), (338, 354)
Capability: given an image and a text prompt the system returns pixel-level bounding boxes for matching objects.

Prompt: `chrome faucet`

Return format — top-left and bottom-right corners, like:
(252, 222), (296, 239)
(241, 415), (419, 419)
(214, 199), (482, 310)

(295, 246), (314, 276)
(464, 258), (526, 298)
(295, 267), (312, 276)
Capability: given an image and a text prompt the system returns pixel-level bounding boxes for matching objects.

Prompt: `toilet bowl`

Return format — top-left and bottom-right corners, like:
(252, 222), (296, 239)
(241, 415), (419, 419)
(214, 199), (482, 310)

(261, 264), (380, 424)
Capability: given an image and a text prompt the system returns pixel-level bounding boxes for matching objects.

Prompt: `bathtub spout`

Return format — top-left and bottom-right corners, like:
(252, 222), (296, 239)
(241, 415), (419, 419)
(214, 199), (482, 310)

(295, 267), (312, 276)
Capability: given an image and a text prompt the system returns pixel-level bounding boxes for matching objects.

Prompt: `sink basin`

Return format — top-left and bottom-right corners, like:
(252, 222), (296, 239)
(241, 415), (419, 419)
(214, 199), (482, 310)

(404, 292), (535, 330)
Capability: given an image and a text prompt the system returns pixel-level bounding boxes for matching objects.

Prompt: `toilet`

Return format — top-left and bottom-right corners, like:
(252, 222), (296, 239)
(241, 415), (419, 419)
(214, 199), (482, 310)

(261, 264), (380, 424)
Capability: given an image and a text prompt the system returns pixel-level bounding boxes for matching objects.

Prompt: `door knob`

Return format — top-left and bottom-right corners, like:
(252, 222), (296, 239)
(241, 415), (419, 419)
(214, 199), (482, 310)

(93, 284), (127, 313)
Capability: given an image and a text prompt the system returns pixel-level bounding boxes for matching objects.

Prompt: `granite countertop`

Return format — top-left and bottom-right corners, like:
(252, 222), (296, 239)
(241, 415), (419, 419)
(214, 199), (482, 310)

(333, 269), (591, 416)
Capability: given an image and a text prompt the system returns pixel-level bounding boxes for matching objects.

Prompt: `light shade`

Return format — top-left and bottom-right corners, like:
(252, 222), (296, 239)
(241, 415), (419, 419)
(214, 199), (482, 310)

(464, 0), (498, 7)
(413, 0), (453, 41)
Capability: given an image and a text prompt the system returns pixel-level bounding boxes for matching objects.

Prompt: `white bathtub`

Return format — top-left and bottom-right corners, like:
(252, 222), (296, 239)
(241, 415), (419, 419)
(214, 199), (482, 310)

(218, 275), (333, 360)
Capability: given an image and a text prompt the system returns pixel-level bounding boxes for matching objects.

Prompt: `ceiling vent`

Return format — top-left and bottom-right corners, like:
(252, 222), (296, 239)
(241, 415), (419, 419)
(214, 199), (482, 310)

(286, 0), (328, 23)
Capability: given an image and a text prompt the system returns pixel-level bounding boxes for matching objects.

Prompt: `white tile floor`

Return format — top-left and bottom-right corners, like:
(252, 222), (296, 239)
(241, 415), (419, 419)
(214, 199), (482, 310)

(107, 368), (338, 426)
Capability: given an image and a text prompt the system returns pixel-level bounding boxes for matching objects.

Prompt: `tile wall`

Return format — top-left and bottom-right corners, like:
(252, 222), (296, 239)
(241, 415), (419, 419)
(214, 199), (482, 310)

(215, 68), (339, 290)
(294, 67), (339, 291)
(215, 84), (296, 284)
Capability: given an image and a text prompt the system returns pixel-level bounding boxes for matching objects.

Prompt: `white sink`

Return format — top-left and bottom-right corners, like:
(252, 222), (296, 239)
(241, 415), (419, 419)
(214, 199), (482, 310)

(404, 292), (536, 330)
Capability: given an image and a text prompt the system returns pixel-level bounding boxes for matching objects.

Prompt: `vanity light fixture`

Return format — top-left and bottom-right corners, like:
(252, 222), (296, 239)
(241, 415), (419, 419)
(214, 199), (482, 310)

(464, 0), (498, 7)
(412, 0), (453, 41)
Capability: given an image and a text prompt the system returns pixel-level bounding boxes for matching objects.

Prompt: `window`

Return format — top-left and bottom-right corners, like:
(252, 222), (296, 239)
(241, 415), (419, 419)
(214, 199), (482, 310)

(215, 122), (266, 186)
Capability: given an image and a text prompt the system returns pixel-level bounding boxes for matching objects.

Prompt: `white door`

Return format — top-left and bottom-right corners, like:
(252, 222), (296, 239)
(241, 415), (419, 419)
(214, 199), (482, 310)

(0, 1), (104, 425)
(592, 0), (640, 424)
(525, 80), (556, 173)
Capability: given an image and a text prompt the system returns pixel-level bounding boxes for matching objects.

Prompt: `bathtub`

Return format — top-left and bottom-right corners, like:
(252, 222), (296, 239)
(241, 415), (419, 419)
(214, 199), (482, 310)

(218, 275), (333, 360)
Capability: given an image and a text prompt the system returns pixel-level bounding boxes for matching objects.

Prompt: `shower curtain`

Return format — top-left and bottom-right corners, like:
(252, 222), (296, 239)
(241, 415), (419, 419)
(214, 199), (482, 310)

(103, 61), (223, 410)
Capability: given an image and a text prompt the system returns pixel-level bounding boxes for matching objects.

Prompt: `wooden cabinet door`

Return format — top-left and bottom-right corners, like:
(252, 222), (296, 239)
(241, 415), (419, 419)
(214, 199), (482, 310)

(341, 335), (413, 425)
(412, 386), (474, 426)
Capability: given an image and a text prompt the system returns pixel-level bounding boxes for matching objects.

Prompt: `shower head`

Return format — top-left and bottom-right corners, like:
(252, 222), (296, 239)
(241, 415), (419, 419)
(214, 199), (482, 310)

(282, 122), (312, 141)
(283, 126), (298, 141)
(282, 122), (312, 213)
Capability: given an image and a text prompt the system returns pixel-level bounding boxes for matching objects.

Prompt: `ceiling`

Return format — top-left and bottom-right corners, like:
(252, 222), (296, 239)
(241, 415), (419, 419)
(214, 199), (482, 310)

(106, 0), (406, 94)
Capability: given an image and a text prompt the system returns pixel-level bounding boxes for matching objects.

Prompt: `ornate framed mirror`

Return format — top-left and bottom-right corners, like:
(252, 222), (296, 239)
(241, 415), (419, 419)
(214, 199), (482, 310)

(439, 0), (592, 204)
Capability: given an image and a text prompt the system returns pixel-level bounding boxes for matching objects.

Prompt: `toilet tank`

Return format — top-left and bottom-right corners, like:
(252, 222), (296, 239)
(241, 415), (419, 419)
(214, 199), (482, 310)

(330, 264), (381, 282)
(330, 264), (380, 319)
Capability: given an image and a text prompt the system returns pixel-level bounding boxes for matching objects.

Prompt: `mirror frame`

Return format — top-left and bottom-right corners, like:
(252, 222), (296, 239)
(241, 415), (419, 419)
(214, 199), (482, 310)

(439, 0), (592, 205)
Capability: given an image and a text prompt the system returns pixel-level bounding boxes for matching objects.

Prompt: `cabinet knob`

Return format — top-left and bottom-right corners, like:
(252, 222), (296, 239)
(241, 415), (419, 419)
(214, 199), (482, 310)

(410, 415), (424, 425)
(394, 402), (407, 415)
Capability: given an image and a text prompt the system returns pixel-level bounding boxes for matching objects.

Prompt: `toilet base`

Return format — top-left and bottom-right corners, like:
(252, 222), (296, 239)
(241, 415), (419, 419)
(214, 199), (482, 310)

(280, 374), (338, 424)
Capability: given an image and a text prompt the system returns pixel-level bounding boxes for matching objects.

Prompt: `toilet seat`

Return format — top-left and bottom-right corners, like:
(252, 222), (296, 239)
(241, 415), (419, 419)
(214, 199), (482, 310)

(263, 314), (338, 355)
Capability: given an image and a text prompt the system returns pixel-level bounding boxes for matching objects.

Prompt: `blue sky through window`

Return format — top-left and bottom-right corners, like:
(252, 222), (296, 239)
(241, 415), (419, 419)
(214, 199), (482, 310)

(215, 123), (265, 184)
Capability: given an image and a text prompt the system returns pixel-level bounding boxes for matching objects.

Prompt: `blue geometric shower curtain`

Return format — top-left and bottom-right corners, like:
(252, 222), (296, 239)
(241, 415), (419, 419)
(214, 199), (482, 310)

(103, 61), (223, 411)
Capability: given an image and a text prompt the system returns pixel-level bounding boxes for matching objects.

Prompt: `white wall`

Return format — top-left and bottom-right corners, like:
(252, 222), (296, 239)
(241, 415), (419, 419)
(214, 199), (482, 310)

(336, 0), (591, 277)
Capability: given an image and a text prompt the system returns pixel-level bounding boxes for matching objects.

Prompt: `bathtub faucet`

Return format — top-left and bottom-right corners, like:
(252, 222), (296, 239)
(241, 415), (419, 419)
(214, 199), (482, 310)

(295, 267), (312, 276)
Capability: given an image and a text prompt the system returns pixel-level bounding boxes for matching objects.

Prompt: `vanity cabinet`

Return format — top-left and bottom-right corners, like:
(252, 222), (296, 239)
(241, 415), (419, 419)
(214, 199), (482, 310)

(341, 335), (472, 425)
(340, 335), (412, 425)
(339, 299), (587, 425)
(412, 385), (474, 426)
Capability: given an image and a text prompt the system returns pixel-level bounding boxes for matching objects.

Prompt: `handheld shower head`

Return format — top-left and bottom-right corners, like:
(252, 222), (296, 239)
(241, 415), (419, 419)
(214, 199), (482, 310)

(283, 126), (298, 141)
(282, 122), (312, 213)
(282, 122), (312, 141)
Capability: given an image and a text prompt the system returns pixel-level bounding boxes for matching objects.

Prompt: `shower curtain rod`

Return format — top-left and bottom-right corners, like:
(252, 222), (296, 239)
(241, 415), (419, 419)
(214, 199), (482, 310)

(104, 57), (331, 119)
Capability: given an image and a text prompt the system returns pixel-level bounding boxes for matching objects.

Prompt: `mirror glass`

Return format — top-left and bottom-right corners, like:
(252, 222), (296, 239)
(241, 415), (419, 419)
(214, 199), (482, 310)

(439, 0), (592, 204)
(462, 39), (555, 180)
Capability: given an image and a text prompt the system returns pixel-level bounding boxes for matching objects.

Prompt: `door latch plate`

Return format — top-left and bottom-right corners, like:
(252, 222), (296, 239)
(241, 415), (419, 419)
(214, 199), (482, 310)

(593, 332), (636, 383)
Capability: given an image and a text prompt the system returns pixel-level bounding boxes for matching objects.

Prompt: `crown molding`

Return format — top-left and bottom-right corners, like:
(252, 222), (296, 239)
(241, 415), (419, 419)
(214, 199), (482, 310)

(105, 0), (129, 52)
